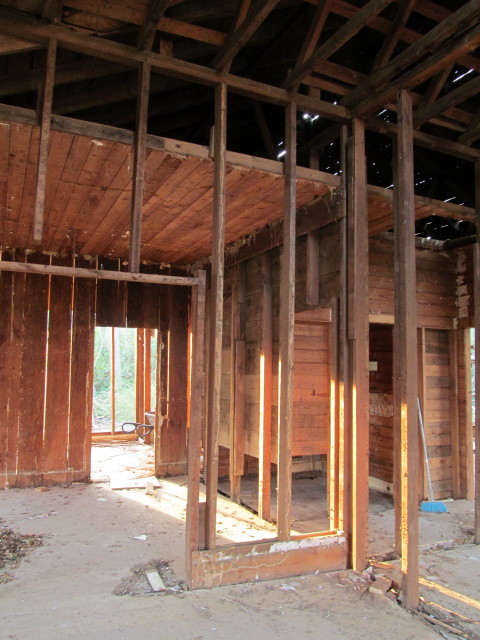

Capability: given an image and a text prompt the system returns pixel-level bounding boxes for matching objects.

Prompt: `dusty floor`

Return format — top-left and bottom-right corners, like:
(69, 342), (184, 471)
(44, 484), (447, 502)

(0, 442), (477, 640)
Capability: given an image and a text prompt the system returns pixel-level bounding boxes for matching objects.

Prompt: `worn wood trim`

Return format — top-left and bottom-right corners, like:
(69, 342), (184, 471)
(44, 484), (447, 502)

(129, 61), (151, 272)
(33, 38), (56, 242)
(393, 89), (419, 610)
(185, 270), (207, 583)
(189, 533), (347, 589)
(259, 252), (273, 521)
(0, 261), (198, 286)
(205, 83), (227, 549)
(347, 118), (369, 572)
(277, 101), (296, 541)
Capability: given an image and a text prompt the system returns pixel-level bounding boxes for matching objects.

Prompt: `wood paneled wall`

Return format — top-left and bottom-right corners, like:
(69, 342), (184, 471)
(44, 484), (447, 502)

(0, 251), (95, 487)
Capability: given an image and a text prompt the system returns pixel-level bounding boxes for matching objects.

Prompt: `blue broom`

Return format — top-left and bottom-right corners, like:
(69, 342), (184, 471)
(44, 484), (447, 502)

(418, 397), (448, 513)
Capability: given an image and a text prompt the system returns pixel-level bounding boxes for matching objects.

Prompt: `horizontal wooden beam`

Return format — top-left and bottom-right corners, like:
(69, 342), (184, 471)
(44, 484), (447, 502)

(0, 261), (198, 286)
(0, 9), (349, 122)
(189, 533), (347, 589)
(414, 75), (480, 128)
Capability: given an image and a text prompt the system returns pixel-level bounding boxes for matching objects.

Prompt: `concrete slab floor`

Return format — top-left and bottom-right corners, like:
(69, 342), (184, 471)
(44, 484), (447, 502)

(0, 483), (442, 640)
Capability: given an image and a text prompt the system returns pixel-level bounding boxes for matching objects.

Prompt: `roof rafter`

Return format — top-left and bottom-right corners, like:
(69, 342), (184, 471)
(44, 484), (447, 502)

(212, 0), (281, 72)
(373, 0), (417, 69)
(414, 74), (480, 128)
(458, 106), (480, 145)
(137, 0), (171, 50)
(283, 0), (393, 90)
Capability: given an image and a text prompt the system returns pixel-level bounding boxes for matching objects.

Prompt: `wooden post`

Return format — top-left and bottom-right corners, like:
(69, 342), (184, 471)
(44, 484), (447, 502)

(417, 328), (427, 502)
(111, 327), (116, 435)
(306, 230), (320, 306)
(464, 330), (474, 501)
(128, 60), (151, 272)
(347, 118), (369, 571)
(186, 271), (206, 583)
(136, 329), (145, 423)
(475, 159), (480, 544)
(259, 252), (273, 520)
(205, 82), (227, 549)
(34, 38), (56, 242)
(229, 262), (246, 502)
(337, 125), (350, 535)
(144, 329), (152, 413)
(393, 89), (419, 610)
(277, 100), (296, 541)
(449, 330), (461, 498)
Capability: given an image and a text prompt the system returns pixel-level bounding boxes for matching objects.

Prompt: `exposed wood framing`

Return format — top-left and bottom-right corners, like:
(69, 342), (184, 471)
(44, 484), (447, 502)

(137, 0), (171, 50)
(258, 252), (273, 521)
(129, 61), (151, 272)
(185, 270), (207, 583)
(111, 327), (116, 435)
(0, 261), (198, 286)
(393, 89), (419, 610)
(277, 100), (297, 541)
(136, 329), (146, 423)
(229, 262), (246, 502)
(42, 0), (63, 23)
(347, 118), (369, 571)
(205, 83), (227, 550)
(283, 0), (392, 89)
(475, 159), (480, 544)
(414, 75), (480, 129)
(417, 328), (427, 502)
(33, 38), (56, 242)
(374, 0), (417, 69)
(0, 9), (349, 123)
(306, 230), (321, 306)
(213, 0), (280, 72)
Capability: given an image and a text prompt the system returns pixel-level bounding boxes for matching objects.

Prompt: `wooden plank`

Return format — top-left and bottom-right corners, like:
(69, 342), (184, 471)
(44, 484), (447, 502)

(258, 252), (273, 520)
(68, 259), (95, 482)
(129, 60), (151, 272)
(185, 270), (206, 583)
(205, 83), (227, 549)
(277, 100), (296, 541)
(417, 328), (427, 502)
(136, 329), (146, 423)
(95, 257), (127, 327)
(16, 253), (49, 486)
(0, 260), (198, 286)
(347, 118), (369, 571)
(42, 255), (73, 479)
(229, 262), (246, 502)
(137, 0), (170, 50)
(189, 533), (347, 589)
(33, 38), (56, 242)
(475, 159), (480, 544)
(111, 327), (116, 435)
(463, 330), (474, 500)
(306, 230), (320, 306)
(449, 331), (460, 498)
(393, 90), (419, 610)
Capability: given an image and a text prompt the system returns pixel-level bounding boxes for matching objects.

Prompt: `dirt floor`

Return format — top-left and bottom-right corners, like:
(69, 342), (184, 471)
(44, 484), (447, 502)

(0, 441), (478, 640)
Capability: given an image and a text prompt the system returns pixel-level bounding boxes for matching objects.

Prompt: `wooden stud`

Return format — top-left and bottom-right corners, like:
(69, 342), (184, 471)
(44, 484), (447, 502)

(417, 328), (427, 502)
(136, 329), (146, 423)
(393, 89), (419, 609)
(277, 100), (296, 541)
(137, 0), (170, 50)
(33, 38), (56, 242)
(328, 298), (339, 530)
(347, 118), (369, 571)
(258, 252), (273, 521)
(205, 83), (227, 549)
(145, 329), (152, 413)
(128, 60), (151, 273)
(111, 327), (116, 435)
(475, 160), (480, 544)
(306, 230), (320, 306)
(185, 271), (207, 583)
(229, 262), (246, 502)
(463, 330), (474, 501)
(449, 330), (460, 498)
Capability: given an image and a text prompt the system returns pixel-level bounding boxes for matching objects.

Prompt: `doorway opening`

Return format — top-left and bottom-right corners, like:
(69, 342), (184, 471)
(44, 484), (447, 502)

(90, 327), (158, 486)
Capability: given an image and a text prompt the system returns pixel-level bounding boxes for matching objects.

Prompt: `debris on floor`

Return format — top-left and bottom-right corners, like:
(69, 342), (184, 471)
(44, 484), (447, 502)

(0, 521), (43, 583)
(113, 559), (186, 597)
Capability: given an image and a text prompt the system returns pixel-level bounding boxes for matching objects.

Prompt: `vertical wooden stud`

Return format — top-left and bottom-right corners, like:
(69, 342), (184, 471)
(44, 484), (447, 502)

(136, 328), (146, 423)
(205, 82), (227, 549)
(34, 38), (56, 242)
(463, 330), (474, 500)
(186, 271), (207, 583)
(128, 61), (151, 272)
(393, 89), (419, 609)
(111, 327), (116, 435)
(277, 100), (296, 541)
(347, 118), (369, 571)
(259, 252), (273, 520)
(145, 329), (152, 413)
(306, 230), (320, 306)
(449, 330), (460, 498)
(474, 160), (480, 543)
(417, 328), (427, 502)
